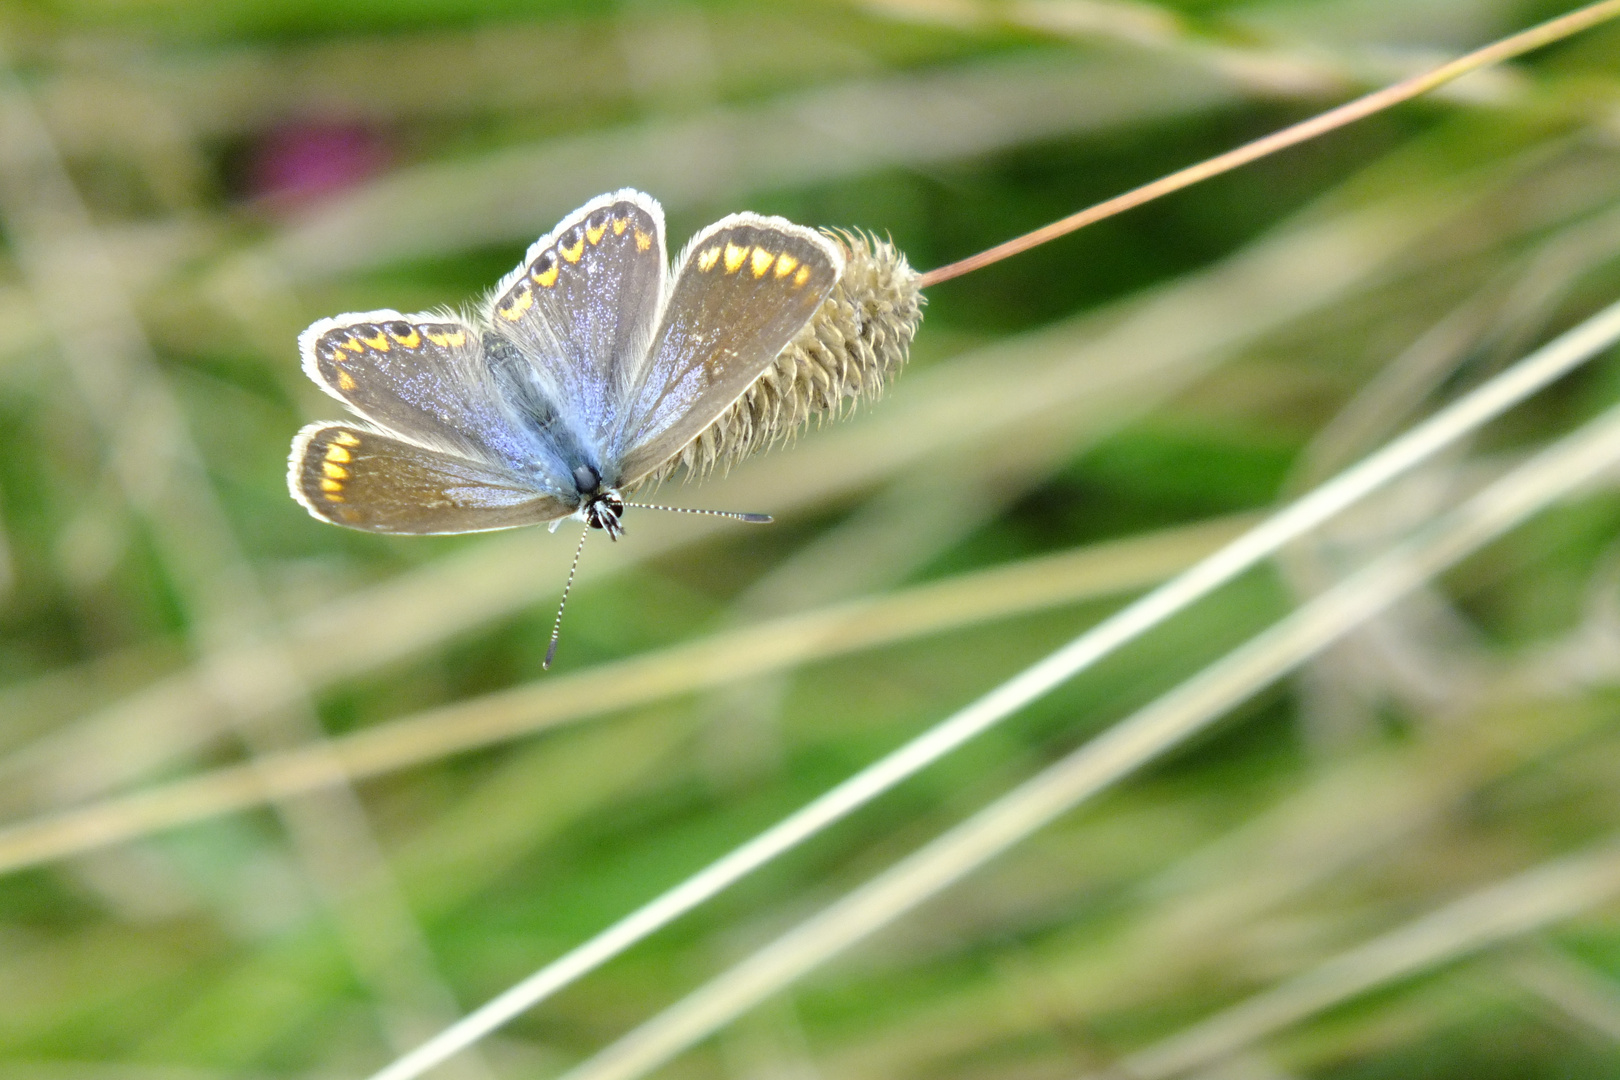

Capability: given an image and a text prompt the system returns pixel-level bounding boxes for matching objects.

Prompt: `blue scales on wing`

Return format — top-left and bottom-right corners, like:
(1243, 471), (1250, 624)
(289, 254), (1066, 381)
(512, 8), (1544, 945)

(484, 189), (668, 456)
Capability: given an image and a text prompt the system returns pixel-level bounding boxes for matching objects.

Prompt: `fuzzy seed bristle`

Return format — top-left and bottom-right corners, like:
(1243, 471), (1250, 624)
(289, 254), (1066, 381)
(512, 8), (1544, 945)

(633, 230), (923, 489)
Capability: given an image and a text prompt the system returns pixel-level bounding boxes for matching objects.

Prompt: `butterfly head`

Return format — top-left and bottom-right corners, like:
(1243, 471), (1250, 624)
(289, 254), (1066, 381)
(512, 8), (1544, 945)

(572, 464), (626, 540)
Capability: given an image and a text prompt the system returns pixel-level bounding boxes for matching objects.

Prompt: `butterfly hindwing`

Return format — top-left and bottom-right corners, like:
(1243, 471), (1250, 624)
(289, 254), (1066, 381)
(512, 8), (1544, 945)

(487, 189), (666, 443)
(289, 424), (572, 534)
(614, 215), (842, 486)
(300, 311), (540, 469)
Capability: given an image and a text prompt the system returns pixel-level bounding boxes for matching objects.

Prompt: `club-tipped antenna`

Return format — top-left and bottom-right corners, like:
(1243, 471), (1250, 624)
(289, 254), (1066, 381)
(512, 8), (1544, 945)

(544, 526), (591, 670)
(623, 502), (772, 524)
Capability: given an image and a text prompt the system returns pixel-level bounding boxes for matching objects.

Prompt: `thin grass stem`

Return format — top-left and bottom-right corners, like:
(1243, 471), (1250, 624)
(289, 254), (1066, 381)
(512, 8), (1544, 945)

(916, 0), (1620, 287)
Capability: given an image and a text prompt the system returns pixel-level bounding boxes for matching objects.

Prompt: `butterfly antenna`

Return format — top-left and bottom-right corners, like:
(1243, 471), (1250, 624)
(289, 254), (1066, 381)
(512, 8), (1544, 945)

(545, 526), (590, 670)
(623, 502), (772, 524)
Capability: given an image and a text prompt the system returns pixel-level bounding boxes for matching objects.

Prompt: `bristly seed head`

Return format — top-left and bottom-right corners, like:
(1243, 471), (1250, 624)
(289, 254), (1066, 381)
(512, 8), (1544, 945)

(630, 229), (924, 489)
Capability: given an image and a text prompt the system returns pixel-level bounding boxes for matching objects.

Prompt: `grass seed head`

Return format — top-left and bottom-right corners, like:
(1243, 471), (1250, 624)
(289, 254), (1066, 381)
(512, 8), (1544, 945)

(635, 229), (924, 487)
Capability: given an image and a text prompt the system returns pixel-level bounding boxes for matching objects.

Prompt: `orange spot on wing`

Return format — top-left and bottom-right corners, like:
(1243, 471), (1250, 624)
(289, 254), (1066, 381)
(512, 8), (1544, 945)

(612, 217), (629, 235)
(424, 329), (465, 348)
(499, 288), (535, 321)
(774, 253), (799, 278)
(324, 492), (346, 503)
(322, 462), (349, 480)
(586, 222), (607, 245)
(634, 229), (652, 251)
(792, 265), (811, 287)
(319, 478), (343, 492)
(389, 327), (422, 348)
(723, 242), (748, 274)
(750, 247), (774, 278)
(533, 264), (559, 288)
(697, 246), (721, 272)
(324, 444), (352, 463)
(338, 337), (364, 353)
(336, 370), (357, 391)
(560, 237), (585, 263)
(358, 331), (390, 351)
(332, 431), (361, 446)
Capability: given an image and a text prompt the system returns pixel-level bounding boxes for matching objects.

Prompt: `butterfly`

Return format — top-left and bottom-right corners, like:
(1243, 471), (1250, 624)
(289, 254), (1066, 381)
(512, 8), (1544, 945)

(288, 188), (847, 541)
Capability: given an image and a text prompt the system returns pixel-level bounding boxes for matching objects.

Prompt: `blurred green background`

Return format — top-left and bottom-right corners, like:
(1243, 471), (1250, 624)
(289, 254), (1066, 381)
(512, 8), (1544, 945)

(3, 0), (1620, 1078)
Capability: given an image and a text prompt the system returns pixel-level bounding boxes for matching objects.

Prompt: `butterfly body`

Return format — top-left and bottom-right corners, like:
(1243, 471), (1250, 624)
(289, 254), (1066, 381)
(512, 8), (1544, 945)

(290, 189), (922, 538)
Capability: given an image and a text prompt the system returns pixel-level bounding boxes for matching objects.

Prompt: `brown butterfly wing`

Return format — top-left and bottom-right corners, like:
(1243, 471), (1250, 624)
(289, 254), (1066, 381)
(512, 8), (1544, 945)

(289, 424), (571, 535)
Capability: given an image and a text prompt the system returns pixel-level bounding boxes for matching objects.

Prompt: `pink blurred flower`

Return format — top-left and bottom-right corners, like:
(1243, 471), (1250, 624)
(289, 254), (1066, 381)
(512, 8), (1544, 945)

(242, 121), (392, 207)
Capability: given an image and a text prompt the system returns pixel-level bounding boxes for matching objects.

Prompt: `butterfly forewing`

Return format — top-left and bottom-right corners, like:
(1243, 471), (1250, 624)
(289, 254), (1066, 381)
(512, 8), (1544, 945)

(488, 189), (666, 442)
(613, 216), (842, 486)
(301, 311), (540, 469)
(289, 424), (572, 534)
